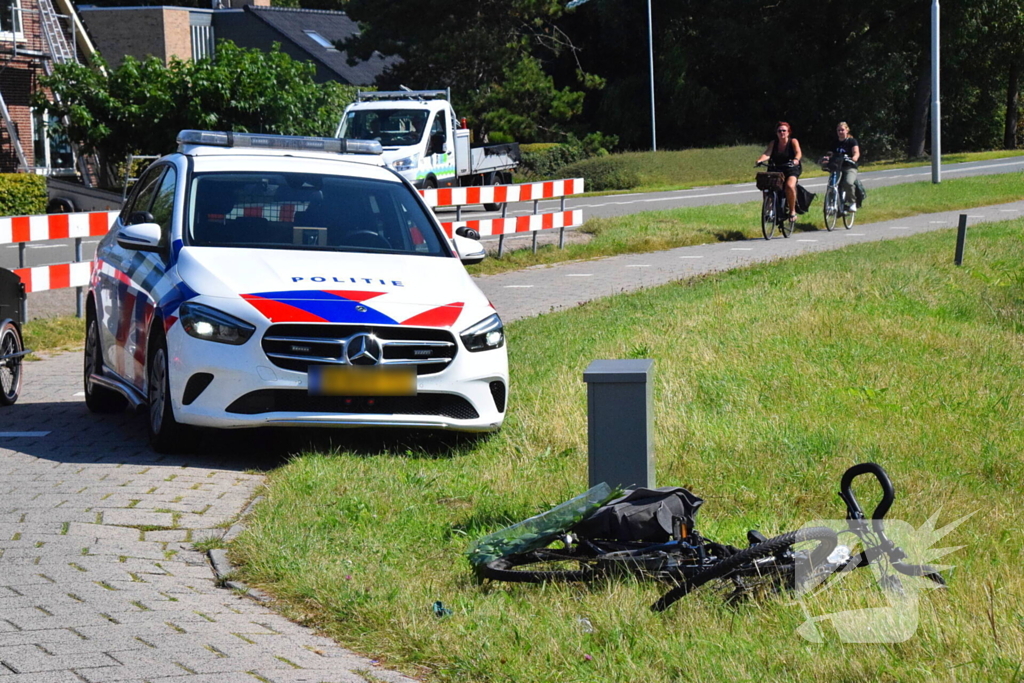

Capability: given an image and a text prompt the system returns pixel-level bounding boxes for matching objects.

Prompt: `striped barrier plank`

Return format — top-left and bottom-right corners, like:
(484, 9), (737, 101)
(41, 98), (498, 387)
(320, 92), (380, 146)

(14, 261), (92, 293)
(440, 209), (583, 239)
(420, 178), (584, 208)
(0, 211), (118, 246)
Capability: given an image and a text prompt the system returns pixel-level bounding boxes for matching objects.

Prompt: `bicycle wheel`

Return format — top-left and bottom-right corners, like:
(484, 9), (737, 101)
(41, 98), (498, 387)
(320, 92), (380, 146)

(761, 193), (776, 240)
(823, 186), (838, 231)
(481, 546), (598, 583)
(781, 212), (795, 238)
(651, 526), (838, 612)
(0, 320), (24, 406)
(842, 203), (856, 229)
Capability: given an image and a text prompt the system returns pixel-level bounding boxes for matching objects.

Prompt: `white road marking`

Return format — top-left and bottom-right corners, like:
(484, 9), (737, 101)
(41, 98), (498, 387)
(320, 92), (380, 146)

(504, 285), (533, 288)
(890, 226), (910, 230)
(929, 221), (947, 224)
(998, 209), (1019, 212)
(967, 215), (986, 218)
(73, 391), (85, 397)
(797, 239), (818, 242)
(845, 233), (866, 236)
(0, 432), (50, 437)
(566, 273), (593, 277)
(679, 255), (704, 259)
(625, 264), (650, 268)
(731, 248), (753, 251)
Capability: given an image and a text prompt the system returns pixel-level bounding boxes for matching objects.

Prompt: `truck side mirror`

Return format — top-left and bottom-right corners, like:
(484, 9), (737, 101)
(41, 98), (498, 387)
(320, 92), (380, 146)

(429, 133), (446, 155)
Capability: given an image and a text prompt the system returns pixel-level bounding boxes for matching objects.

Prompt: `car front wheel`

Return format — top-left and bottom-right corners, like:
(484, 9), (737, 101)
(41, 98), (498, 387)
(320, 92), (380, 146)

(147, 332), (198, 453)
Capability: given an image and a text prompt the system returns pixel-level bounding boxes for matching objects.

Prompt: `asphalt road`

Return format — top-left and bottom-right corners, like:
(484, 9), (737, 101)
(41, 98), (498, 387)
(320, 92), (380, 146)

(6, 156), (1023, 320)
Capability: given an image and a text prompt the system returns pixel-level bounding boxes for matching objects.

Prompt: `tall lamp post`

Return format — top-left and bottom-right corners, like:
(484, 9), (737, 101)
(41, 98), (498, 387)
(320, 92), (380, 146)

(647, 0), (656, 152)
(931, 0), (941, 183)
(567, 0), (656, 151)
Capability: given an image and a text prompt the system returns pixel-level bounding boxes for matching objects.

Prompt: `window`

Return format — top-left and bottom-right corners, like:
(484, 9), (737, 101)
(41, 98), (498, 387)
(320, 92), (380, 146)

(121, 167), (165, 225)
(31, 109), (75, 174)
(338, 109), (429, 147)
(188, 172), (449, 257)
(191, 24), (214, 61)
(0, 0), (23, 40)
(303, 30), (337, 50)
(149, 167), (177, 244)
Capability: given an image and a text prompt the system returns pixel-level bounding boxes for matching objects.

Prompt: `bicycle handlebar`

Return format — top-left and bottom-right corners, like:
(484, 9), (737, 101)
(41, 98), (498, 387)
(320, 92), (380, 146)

(839, 462), (894, 521)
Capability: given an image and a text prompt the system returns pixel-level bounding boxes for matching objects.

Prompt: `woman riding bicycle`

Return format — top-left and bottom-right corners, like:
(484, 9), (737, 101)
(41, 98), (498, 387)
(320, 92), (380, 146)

(819, 121), (860, 213)
(756, 122), (802, 223)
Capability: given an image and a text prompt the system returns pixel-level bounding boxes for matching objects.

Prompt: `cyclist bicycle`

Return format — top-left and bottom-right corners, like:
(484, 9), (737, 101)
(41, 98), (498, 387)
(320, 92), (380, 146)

(819, 121), (860, 213)
(756, 121), (803, 223)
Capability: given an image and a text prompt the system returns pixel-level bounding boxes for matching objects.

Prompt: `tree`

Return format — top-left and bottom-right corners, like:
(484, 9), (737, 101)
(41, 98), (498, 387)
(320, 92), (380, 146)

(339, 0), (604, 144)
(36, 42), (356, 186)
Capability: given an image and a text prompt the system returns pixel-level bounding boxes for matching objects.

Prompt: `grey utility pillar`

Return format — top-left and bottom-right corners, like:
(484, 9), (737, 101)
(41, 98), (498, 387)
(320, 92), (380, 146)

(583, 359), (655, 490)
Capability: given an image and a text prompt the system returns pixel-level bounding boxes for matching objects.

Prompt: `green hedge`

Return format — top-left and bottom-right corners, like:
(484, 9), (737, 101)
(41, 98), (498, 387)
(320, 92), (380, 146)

(0, 174), (47, 216)
(517, 143), (589, 180)
(558, 156), (644, 191)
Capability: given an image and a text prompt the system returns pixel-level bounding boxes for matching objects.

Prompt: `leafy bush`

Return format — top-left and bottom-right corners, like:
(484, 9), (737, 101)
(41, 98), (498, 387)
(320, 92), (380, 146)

(516, 132), (619, 182)
(0, 175), (47, 216)
(558, 156), (644, 191)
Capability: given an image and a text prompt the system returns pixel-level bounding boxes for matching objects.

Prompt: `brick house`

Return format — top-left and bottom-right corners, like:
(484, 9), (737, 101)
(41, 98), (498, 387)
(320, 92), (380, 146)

(0, 0), (94, 174)
(80, 1), (396, 85)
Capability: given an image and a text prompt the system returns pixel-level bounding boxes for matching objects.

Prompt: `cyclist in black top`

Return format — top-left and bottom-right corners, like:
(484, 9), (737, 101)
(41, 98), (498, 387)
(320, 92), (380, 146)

(820, 121), (860, 212)
(756, 121), (802, 221)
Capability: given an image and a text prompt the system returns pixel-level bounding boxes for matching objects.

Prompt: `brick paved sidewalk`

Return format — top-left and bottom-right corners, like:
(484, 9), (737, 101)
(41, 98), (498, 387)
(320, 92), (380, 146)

(1, 200), (1019, 681)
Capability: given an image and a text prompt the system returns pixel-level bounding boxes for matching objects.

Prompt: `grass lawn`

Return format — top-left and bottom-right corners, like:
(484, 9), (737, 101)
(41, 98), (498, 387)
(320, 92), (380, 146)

(552, 145), (1024, 193)
(229, 218), (1024, 683)
(21, 315), (84, 358)
(468, 171), (1024, 276)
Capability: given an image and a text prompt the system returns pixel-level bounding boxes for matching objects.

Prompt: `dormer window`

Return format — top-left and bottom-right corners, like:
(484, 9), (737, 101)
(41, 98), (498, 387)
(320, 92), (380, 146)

(303, 30), (337, 51)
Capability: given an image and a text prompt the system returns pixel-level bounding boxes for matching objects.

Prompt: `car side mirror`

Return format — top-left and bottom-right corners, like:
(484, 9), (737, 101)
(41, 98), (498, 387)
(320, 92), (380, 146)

(117, 222), (163, 253)
(129, 211), (154, 226)
(455, 226), (480, 240)
(429, 133), (446, 155)
(453, 235), (486, 265)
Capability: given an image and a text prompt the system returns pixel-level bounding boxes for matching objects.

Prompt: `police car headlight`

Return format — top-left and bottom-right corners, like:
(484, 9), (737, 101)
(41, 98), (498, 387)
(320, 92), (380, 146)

(391, 155), (417, 171)
(180, 303), (255, 345)
(460, 313), (504, 352)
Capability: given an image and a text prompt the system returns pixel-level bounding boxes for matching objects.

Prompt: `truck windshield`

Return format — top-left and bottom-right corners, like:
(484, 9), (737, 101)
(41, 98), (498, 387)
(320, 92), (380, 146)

(188, 172), (449, 257)
(339, 109), (430, 147)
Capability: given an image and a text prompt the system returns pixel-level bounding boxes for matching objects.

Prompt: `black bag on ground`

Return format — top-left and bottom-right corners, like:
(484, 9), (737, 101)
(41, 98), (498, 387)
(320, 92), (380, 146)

(854, 179), (867, 206)
(570, 487), (704, 542)
(796, 183), (816, 214)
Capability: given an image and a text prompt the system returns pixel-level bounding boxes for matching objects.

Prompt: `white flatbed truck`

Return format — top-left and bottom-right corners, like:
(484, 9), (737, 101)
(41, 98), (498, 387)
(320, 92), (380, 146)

(336, 90), (519, 209)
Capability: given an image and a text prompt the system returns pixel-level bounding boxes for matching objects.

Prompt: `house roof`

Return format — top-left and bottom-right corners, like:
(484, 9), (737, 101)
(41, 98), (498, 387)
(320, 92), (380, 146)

(243, 5), (397, 86)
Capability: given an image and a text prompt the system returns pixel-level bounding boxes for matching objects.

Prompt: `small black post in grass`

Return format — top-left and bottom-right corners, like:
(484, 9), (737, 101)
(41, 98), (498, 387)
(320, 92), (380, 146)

(584, 359), (655, 490)
(954, 214), (968, 266)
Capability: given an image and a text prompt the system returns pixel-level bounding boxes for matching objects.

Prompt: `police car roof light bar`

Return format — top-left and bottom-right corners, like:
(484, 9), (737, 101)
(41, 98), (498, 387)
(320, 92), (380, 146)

(176, 130), (382, 155)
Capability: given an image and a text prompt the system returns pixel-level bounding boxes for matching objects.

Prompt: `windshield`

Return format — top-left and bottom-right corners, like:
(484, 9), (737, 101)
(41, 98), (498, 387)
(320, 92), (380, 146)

(339, 109), (430, 147)
(188, 172), (449, 256)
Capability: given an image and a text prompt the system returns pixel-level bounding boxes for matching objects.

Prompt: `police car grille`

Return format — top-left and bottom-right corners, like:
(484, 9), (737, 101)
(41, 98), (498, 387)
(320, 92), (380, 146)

(226, 390), (479, 420)
(262, 324), (457, 375)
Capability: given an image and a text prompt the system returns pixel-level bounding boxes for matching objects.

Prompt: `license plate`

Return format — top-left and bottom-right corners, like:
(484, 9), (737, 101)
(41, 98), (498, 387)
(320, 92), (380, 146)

(308, 365), (416, 396)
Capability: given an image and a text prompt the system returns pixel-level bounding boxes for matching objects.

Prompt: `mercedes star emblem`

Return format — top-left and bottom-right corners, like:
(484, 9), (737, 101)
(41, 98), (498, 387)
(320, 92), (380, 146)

(345, 333), (382, 366)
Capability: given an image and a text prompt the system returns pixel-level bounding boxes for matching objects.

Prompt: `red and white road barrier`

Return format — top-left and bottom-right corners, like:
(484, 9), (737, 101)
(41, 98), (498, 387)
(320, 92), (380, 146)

(0, 211), (118, 245)
(14, 262), (92, 293)
(419, 178), (584, 208)
(439, 209), (584, 239)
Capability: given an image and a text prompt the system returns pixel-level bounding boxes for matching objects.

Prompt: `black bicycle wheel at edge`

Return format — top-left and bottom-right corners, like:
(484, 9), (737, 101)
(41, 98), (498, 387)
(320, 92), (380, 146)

(650, 526), (839, 612)
(823, 186), (838, 231)
(761, 194), (776, 240)
(781, 212), (795, 238)
(843, 205), (856, 229)
(481, 546), (598, 583)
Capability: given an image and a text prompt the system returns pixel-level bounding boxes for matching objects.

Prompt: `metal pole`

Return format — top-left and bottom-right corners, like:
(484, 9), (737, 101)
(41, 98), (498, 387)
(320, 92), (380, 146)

(559, 195), (565, 249)
(931, 0), (941, 183)
(954, 214), (967, 265)
(647, 0), (656, 152)
(18, 242), (27, 321)
(75, 236), (83, 317)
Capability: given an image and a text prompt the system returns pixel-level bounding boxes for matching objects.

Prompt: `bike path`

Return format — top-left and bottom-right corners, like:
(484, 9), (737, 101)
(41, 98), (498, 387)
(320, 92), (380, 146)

(478, 200), (1024, 321)
(0, 199), (1020, 681)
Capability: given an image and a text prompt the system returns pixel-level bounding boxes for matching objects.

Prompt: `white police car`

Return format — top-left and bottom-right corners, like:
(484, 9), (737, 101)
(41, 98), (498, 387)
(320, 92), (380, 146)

(85, 130), (507, 452)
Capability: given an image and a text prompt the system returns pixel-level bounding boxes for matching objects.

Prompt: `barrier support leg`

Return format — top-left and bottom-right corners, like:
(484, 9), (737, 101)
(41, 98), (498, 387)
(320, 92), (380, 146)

(559, 196), (566, 249)
(498, 234), (505, 259)
(532, 231), (538, 254)
(18, 242), (27, 322)
(75, 237), (83, 318)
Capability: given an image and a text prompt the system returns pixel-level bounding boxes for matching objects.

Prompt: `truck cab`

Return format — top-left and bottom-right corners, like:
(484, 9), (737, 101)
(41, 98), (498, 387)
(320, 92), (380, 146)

(336, 90), (518, 193)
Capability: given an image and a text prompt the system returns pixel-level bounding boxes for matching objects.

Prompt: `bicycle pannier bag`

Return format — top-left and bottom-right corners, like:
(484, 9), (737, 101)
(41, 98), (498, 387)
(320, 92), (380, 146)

(796, 184), (816, 214)
(756, 172), (784, 191)
(571, 487), (704, 542)
(854, 179), (867, 205)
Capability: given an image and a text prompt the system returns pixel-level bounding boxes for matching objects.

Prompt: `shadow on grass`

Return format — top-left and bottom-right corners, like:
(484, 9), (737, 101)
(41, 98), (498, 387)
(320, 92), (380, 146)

(253, 426), (496, 461)
(713, 230), (747, 241)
